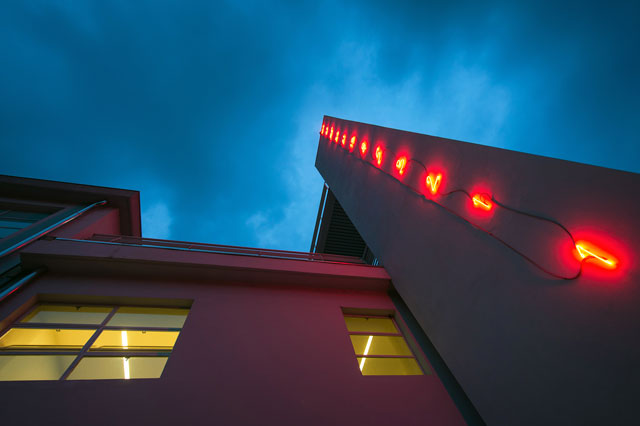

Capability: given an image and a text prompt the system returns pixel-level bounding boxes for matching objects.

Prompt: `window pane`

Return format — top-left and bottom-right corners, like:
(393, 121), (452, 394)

(107, 307), (189, 328)
(0, 355), (75, 381)
(90, 330), (179, 351)
(0, 210), (48, 221)
(356, 357), (423, 375)
(349, 335), (413, 356)
(0, 219), (35, 229)
(0, 328), (95, 350)
(344, 316), (398, 333)
(66, 356), (168, 380)
(21, 305), (112, 324)
(0, 228), (15, 238)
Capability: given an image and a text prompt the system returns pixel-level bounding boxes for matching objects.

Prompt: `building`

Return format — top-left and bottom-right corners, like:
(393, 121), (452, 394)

(0, 116), (638, 425)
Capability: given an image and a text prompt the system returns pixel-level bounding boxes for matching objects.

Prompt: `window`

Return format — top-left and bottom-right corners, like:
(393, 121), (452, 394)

(0, 303), (189, 381)
(343, 312), (423, 375)
(0, 209), (49, 239)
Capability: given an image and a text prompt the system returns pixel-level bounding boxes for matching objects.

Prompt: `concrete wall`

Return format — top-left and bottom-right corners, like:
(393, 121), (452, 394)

(0, 267), (464, 425)
(316, 117), (640, 425)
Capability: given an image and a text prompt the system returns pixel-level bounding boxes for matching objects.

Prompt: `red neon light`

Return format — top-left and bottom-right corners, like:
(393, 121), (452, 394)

(395, 156), (407, 175)
(329, 126), (334, 140)
(360, 141), (368, 156)
(575, 241), (617, 269)
(341, 134), (347, 146)
(335, 130), (340, 143)
(321, 124), (325, 135)
(472, 193), (492, 211)
(375, 146), (383, 166)
(349, 136), (357, 151)
(426, 173), (442, 194)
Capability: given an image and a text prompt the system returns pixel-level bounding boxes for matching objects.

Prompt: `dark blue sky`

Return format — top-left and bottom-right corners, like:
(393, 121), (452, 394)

(1, 1), (638, 250)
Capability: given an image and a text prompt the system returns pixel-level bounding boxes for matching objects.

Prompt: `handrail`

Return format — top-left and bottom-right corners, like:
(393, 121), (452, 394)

(52, 235), (371, 266)
(310, 183), (329, 252)
(0, 268), (46, 303)
(0, 200), (107, 259)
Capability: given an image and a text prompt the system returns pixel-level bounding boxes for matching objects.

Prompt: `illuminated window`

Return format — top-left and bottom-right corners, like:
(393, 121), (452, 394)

(343, 312), (423, 375)
(0, 303), (189, 381)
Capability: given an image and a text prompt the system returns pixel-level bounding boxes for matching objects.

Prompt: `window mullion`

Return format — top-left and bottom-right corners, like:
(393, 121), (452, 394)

(355, 354), (416, 359)
(0, 350), (81, 356)
(347, 331), (402, 337)
(10, 323), (105, 330)
(83, 351), (172, 357)
(58, 306), (119, 381)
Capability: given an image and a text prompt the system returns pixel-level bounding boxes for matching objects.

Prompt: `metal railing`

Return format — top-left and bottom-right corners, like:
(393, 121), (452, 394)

(50, 234), (370, 265)
(0, 200), (107, 259)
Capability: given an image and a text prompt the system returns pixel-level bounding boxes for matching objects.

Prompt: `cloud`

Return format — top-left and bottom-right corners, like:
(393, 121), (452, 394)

(0, 1), (638, 252)
(142, 202), (173, 240)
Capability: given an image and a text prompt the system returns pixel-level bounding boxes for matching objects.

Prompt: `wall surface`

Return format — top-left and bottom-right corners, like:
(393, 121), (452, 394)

(0, 267), (464, 425)
(50, 207), (121, 239)
(316, 117), (640, 425)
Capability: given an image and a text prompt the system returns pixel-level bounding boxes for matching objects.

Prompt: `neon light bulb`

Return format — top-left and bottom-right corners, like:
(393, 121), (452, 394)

(335, 130), (340, 143)
(472, 193), (493, 211)
(329, 126), (334, 140)
(359, 335), (373, 371)
(341, 134), (347, 146)
(360, 141), (368, 156)
(426, 173), (442, 194)
(576, 242), (616, 268)
(395, 156), (407, 175)
(375, 146), (383, 166)
(350, 136), (357, 150)
(321, 124), (325, 135)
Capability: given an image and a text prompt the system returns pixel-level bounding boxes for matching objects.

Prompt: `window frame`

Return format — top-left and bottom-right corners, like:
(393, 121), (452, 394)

(0, 302), (188, 381)
(342, 308), (430, 375)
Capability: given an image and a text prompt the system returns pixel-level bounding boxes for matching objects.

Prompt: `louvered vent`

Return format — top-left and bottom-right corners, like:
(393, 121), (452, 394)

(311, 187), (379, 265)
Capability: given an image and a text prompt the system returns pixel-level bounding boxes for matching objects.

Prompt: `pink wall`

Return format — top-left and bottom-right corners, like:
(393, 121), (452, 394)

(316, 117), (640, 425)
(0, 271), (464, 425)
(50, 207), (121, 239)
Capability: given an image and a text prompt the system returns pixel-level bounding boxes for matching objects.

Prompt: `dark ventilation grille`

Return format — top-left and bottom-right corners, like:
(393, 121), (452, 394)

(312, 187), (379, 265)
(323, 200), (367, 257)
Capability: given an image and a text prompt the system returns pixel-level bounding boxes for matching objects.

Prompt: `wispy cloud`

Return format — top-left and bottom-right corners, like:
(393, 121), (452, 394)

(0, 1), (637, 251)
(142, 202), (173, 240)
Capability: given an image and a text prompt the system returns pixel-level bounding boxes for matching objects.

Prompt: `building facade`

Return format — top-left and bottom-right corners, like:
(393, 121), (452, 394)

(313, 116), (640, 425)
(0, 174), (466, 425)
(1, 116), (638, 425)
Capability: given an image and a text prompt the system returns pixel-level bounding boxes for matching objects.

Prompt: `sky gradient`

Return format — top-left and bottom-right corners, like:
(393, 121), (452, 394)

(1, 1), (638, 251)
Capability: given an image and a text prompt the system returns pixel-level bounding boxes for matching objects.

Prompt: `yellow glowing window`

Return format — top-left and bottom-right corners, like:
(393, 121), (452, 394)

(67, 357), (169, 380)
(343, 313), (424, 376)
(21, 305), (111, 324)
(107, 307), (189, 328)
(0, 328), (95, 350)
(90, 330), (179, 351)
(0, 302), (190, 381)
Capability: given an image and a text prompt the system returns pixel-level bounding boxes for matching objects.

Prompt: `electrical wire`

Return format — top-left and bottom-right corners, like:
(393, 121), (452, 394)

(321, 130), (584, 280)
